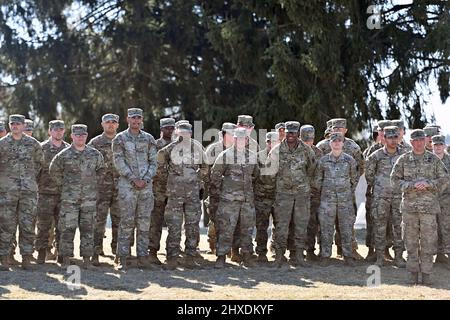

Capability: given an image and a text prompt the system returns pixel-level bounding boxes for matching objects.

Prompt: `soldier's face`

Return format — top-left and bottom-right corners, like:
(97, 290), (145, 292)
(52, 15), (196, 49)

(433, 143), (446, 155)
(385, 136), (398, 149)
(0, 130), (6, 138)
(9, 122), (24, 135)
(330, 139), (344, 151)
(71, 133), (88, 147)
(102, 120), (119, 135)
(50, 128), (65, 141)
(161, 126), (174, 139)
(277, 128), (285, 141)
(127, 116), (142, 130)
(411, 138), (426, 153)
(286, 132), (299, 143)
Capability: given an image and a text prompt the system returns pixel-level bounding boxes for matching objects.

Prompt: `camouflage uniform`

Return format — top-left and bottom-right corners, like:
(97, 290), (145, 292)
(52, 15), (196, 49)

(88, 120), (120, 255)
(391, 130), (449, 276)
(314, 134), (358, 259)
(50, 126), (104, 258)
(113, 115), (157, 259)
(0, 116), (43, 261)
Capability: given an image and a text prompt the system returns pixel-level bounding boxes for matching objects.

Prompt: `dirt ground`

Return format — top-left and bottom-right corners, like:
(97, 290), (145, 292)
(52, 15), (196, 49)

(1, 228), (449, 300)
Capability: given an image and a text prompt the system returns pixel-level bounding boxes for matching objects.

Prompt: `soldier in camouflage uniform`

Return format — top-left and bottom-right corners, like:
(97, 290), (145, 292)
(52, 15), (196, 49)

(392, 120), (412, 153)
(156, 122), (208, 270)
(0, 115), (43, 271)
(265, 121), (316, 268)
(88, 114), (121, 266)
(365, 126), (406, 268)
(254, 132), (278, 263)
(423, 125), (440, 152)
(275, 122), (285, 144)
(112, 108), (157, 271)
(431, 134), (450, 267)
(204, 122), (237, 255)
(147, 117), (175, 265)
(24, 119), (34, 137)
(49, 124), (104, 269)
(211, 128), (259, 268)
(314, 132), (358, 267)
(35, 120), (70, 264)
(391, 129), (449, 285)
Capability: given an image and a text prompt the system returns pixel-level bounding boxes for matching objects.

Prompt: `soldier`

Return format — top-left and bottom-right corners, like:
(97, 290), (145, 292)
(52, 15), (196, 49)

(391, 129), (449, 285)
(300, 125), (323, 261)
(391, 119), (411, 153)
(156, 122), (208, 270)
(112, 108), (157, 271)
(147, 117), (175, 265)
(275, 122), (285, 143)
(314, 132), (358, 267)
(364, 120), (392, 158)
(254, 131), (278, 263)
(265, 121), (316, 267)
(211, 128), (259, 268)
(423, 125), (440, 152)
(363, 125), (381, 159)
(204, 122), (237, 255)
(0, 120), (7, 138)
(35, 120), (70, 264)
(0, 115), (43, 271)
(88, 114), (121, 266)
(23, 119), (34, 137)
(431, 134), (450, 267)
(365, 126), (406, 267)
(49, 124), (104, 269)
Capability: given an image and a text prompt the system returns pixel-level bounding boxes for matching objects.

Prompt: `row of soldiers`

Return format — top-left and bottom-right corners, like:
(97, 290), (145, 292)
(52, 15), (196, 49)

(0, 111), (449, 286)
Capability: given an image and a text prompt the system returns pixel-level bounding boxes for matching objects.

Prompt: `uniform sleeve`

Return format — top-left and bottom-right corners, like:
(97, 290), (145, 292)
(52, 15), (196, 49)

(427, 158), (450, 191)
(390, 156), (414, 192)
(112, 135), (136, 182)
(260, 147), (279, 189)
(312, 159), (324, 192)
(209, 153), (226, 199)
(352, 144), (364, 177)
(364, 153), (377, 188)
(350, 158), (359, 194)
(34, 141), (44, 180)
(306, 146), (317, 178)
(95, 151), (106, 177)
(143, 140), (157, 182)
(49, 153), (64, 193)
(154, 148), (169, 196)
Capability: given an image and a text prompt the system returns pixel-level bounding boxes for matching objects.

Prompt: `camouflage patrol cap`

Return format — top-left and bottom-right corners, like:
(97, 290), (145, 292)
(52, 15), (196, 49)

(49, 120), (65, 130)
(330, 132), (345, 142)
(127, 108), (143, 118)
(285, 121), (300, 133)
(326, 119), (333, 128)
(160, 117), (175, 128)
(331, 118), (347, 129)
(266, 132), (279, 141)
(102, 113), (119, 123)
(9, 114), (25, 124)
(72, 124), (88, 135)
(177, 122), (192, 133)
(377, 120), (392, 130)
(300, 124), (315, 141)
(391, 119), (405, 129)
(275, 122), (285, 130)
(383, 126), (399, 138)
(24, 119), (34, 132)
(237, 115), (254, 127)
(221, 122), (237, 133)
(410, 129), (426, 140)
(432, 135), (446, 145)
(423, 125), (440, 137)
(175, 120), (189, 128)
(234, 127), (248, 138)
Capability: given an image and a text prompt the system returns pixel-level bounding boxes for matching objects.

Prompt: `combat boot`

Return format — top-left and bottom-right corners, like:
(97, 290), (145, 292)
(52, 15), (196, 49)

(116, 256), (127, 271)
(408, 272), (419, 285)
(37, 248), (47, 264)
(8, 252), (19, 265)
(435, 253), (448, 264)
(46, 248), (57, 260)
(0, 255), (11, 271)
(352, 247), (364, 261)
(384, 247), (394, 261)
(257, 254), (268, 264)
(272, 252), (285, 268)
(60, 256), (70, 268)
(394, 251), (406, 268)
(82, 256), (92, 270)
(446, 258), (450, 270)
(148, 250), (162, 265)
(375, 250), (386, 267)
(421, 273), (432, 286)
(242, 253), (256, 268)
(184, 255), (200, 269)
(288, 250), (297, 265)
(165, 257), (178, 270)
(336, 246), (343, 258)
(91, 254), (100, 266)
(21, 255), (33, 270)
(230, 248), (242, 263)
(214, 255), (226, 269)
(306, 249), (319, 262)
(295, 251), (310, 268)
(365, 247), (376, 262)
(344, 256), (355, 267)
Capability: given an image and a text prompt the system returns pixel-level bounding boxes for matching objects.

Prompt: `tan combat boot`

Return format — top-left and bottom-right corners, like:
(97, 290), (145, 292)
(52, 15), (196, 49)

(375, 250), (385, 267)
(242, 253), (256, 268)
(306, 249), (319, 262)
(295, 251), (310, 268)
(37, 248), (47, 264)
(421, 273), (432, 286)
(164, 257), (178, 271)
(148, 250), (162, 265)
(394, 251), (406, 268)
(91, 253), (100, 266)
(230, 248), (242, 263)
(365, 247), (376, 262)
(82, 256), (92, 270)
(384, 247), (394, 260)
(21, 255), (33, 270)
(435, 253), (448, 264)
(214, 255), (226, 269)
(257, 254), (268, 264)
(116, 256), (127, 271)
(184, 256), (200, 269)
(408, 272), (419, 285)
(0, 255), (11, 271)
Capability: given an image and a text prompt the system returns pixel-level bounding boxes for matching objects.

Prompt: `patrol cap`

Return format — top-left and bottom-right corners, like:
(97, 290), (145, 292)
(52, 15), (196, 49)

(71, 124), (88, 135)
(127, 108), (143, 118)
(410, 129), (426, 140)
(300, 124), (315, 141)
(331, 118), (347, 129)
(432, 135), (446, 145)
(324, 127), (332, 138)
(234, 128), (248, 138)
(330, 132), (345, 142)
(377, 120), (392, 130)
(177, 122), (192, 133)
(391, 119), (405, 129)
(423, 126), (440, 137)
(49, 120), (65, 130)
(266, 132), (279, 142)
(24, 119), (34, 131)
(160, 118), (175, 128)
(102, 113), (119, 123)
(9, 114), (25, 124)
(326, 119), (333, 128)
(221, 122), (237, 133)
(383, 126), (399, 138)
(237, 115), (254, 127)
(285, 121), (300, 133)
(175, 120), (189, 128)
(275, 122), (285, 131)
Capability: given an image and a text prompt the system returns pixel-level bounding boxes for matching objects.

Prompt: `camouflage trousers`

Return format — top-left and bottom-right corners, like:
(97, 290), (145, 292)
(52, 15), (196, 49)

(117, 185), (153, 257)
(94, 186), (120, 255)
(438, 196), (450, 254)
(334, 197), (360, 252)
(35, 193), (61, 251)
(0, 191), (37, 256)
(306, 191), (321, 251)
(319, 195), (355, 258)
(372, 197), (403, 252)
(365, 190), (374, 248)
(205, 196), (217, 251)
(148, 196), (167, 252)
(273, 192), (310, 254)
(403, 212), (438, 274)
(216, 199), (255, 256)
(59, 196), (96, 257)
(255, 197), (274, 256)
(164, 195), (201, 258)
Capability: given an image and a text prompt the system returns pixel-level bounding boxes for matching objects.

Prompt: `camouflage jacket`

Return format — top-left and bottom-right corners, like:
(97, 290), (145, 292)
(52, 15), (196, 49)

(439, 153), (450, 197)
(49, 145), (105, 199)
(365, 146), (405, 199)
(363, 142), (383, 159)
(391, 151), (449, 214)
(253, 148), (274, 200)
(38, 139), (70, 194)
(398, 140), (412, 153)
(313, 152), (358, 198)
(0, 133), (43, 193)
(265, 140), (316, 194)
(88, 133), (119, 189)
(152, 136), (173, 197)
(210, 146), (259, 203)
(112, 128), (157, 188)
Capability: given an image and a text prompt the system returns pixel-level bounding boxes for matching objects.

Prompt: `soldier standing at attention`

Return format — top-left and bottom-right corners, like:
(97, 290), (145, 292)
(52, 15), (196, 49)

(0, 115), (43, 271)
(391, 129), (449, 285)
